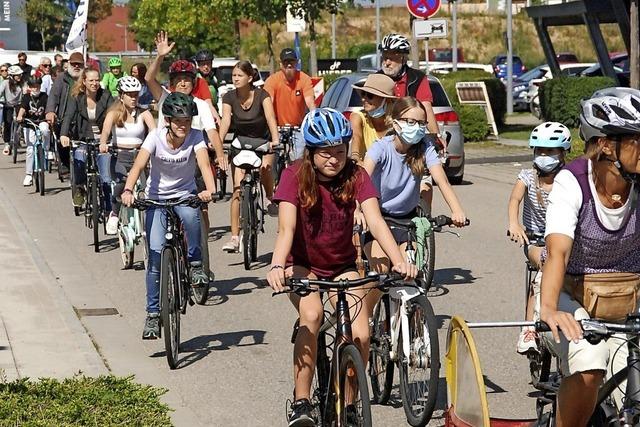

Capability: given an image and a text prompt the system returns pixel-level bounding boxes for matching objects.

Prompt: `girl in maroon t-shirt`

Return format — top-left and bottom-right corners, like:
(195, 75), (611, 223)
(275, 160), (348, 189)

(266, 108), (416, 425)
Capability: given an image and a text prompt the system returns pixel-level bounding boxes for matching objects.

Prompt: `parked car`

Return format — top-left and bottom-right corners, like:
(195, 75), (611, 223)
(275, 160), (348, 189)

(490, 54), (526, 81)
(580, 53), (630, 86)
(556, 52), (579, 64)
(428, 48), (465, 63)
(211, 57), (265, 112)
(357, 53), (379, 73)
(527, 63), (594, 117)
(320, 73), (465, 183)
(427, 62), (494, 75)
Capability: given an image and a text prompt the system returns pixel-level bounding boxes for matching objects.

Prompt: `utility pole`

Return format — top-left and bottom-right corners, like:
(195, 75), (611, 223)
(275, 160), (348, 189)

(376, 0), (381, 69)
(506, 0), (514, 114)
(410, 16), (419, 68)
(331, 13), (336, 59)
(451, 0), (458, 71)
(632, 0), (639, 89)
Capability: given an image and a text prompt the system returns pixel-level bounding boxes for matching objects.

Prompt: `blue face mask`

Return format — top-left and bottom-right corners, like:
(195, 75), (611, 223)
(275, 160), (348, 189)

(395, 120), (426, 145)
(368, 100), (386, 118)
(533, 154), (562, 173)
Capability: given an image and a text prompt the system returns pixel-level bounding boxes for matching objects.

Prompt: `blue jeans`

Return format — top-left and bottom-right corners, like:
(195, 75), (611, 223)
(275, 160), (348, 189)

(145, 204), (202, 313)
(73, 148), (113, 211)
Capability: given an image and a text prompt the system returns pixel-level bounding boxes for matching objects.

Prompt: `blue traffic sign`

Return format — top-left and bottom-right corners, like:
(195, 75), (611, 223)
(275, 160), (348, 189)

(406, 0), (441, 19)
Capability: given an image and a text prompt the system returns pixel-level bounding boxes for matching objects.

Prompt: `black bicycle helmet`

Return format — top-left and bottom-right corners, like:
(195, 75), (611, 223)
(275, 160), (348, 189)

(195, 49), (214, 62)
(162, 92), (197, 118)
(27, 76), (42, 86)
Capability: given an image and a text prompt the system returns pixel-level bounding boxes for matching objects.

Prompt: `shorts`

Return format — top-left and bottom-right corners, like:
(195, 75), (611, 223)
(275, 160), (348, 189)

(285, 261), (358, 281)
(362, 210), (417, 247)
(542, 291), (628, 407)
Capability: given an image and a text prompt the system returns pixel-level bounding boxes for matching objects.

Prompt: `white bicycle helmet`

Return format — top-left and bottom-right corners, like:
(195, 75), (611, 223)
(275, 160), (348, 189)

(117, 76), (142, 93)
(579, 89), (640, 142)
(7, 65), (22, 76)
(529, 122), (571, 151)
(379, 34), (411, 54)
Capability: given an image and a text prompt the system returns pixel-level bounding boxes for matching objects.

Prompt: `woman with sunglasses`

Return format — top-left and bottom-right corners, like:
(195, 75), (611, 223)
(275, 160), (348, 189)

(99, 76), (156, 235)
(350, 74), (396, 163)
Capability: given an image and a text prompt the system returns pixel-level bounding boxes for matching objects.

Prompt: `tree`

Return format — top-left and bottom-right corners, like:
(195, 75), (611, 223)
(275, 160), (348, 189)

(19, 0), (70, 51)
(244, 0), (287, 71)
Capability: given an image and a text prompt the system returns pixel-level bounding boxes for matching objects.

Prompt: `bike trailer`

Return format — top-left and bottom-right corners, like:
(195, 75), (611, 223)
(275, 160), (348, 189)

(444, 316), (536, 427)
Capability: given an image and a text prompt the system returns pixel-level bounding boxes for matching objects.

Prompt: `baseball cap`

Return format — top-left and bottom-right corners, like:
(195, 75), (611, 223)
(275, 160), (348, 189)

(280, 48), (298, 62)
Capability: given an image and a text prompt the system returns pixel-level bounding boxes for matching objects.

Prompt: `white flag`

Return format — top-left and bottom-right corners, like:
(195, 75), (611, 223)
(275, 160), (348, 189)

(65, 0), (90, 53)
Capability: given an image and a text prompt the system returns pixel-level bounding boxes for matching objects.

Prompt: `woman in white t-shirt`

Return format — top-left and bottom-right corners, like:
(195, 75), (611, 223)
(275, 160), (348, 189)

(121, 93), (216, 340)
(540, 88), (640, 424)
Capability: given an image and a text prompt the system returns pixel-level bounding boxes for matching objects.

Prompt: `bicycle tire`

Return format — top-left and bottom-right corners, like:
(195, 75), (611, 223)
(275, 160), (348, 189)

(11, 121), (19, 164)
(241, 185), (253, 270)
(250, 189), (260, 262)
(37, 144), (45, 196)
(160, 248), (180, 370)
(338, 344), (372, 427)
(193, 209), (211, 305)
(399, 295), (439, 426)
(369, 295), (394, 405)
(417, 200), (436, 291)
(118, 227), (134, 269)
(139, 212), (148, 269)
(90, 176), (100, 253)
(313, 331), (332, 426)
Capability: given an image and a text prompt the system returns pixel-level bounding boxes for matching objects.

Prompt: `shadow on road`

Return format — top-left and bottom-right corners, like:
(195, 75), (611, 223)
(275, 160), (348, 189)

(433, 268), (477, 288)
(206, 276), (268, 306)
(227, 252), (272, 270)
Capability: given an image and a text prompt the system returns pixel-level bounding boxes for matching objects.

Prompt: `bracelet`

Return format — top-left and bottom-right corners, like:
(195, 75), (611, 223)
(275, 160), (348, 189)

(270, 265), (284, 271)
(123, 189), (133, 194)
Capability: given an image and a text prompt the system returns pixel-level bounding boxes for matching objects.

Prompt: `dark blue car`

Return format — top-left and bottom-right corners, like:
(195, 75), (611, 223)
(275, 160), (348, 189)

(491, 54), (526, 81)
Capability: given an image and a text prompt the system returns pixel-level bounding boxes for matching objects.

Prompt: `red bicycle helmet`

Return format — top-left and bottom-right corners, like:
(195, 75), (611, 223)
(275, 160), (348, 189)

(168, 60), (196, 78)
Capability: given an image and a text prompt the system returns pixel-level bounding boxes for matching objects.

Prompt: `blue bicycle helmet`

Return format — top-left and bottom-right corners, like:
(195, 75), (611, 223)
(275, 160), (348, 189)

(301, 108), (352, 148)
(529, 121), (571, 151)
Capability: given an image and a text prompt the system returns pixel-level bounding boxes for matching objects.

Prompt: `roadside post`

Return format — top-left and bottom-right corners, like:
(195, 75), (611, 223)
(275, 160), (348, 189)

(450, 0), (458, 71)
(287, 8), (306, 71)
(455, 82), (499, 137)
(407, 0), (442, 73)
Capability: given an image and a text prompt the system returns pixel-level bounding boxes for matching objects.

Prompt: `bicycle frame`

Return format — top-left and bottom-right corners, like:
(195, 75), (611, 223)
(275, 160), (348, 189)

(22, 119), (47, 172)
(161, 206), (190, 314)
(387, 286), (426, 364)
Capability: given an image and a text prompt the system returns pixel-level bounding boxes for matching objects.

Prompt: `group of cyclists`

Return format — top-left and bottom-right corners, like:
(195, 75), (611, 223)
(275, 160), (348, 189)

(2, 28), (639, 426)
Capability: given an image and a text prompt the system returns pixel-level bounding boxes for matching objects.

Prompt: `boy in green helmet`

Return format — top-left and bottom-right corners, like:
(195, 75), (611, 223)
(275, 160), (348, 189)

(101, 57), (128, 97)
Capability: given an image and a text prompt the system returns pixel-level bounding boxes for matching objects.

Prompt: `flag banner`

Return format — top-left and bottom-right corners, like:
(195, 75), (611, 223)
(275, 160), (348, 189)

(65, 0), (89, 53)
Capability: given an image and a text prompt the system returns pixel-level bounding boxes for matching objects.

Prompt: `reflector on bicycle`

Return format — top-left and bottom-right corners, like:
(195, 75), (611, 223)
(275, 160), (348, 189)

(232, 150), (262, 168)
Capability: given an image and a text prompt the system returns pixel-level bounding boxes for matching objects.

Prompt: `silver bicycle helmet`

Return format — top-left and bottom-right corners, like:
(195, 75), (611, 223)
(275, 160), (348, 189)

(579, 91), (640, 141)
(379, 34), (411, 54)
(117, 75), (142, 93)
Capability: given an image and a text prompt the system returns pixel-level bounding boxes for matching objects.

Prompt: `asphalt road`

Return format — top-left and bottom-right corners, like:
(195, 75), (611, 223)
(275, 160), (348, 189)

(0, 155), (539, 426)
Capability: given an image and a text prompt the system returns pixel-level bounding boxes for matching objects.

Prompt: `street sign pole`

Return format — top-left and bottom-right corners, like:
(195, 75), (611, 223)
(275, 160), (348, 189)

(411, 17), (420, 69)
(376, 0), (381, 69)
(331, 13), (336, 59)
(506, 0), (513, 114)
(452, 0), (458, 72)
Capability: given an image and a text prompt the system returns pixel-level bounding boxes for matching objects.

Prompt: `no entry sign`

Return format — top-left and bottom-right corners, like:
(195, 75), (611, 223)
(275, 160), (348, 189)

(406, 0), (441, 19)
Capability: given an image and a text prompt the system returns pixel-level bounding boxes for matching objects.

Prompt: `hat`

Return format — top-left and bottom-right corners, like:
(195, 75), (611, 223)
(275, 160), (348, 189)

(68, 52), (84, 64)
(352, 74), (397, 99)
(280, 48), (298, 62)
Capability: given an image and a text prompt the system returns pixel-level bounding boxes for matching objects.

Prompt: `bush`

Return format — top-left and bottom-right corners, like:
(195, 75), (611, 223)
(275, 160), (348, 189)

(347, 43), (376, 58)
(540, 77), (615, 127)
(0, 374), (172, 426)
(459, 105), (491, 141)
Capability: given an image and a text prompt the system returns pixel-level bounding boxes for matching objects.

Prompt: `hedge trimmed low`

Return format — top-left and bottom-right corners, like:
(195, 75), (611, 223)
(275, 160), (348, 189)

(0, 374), (172, 426)
(540, 76), (615, 127)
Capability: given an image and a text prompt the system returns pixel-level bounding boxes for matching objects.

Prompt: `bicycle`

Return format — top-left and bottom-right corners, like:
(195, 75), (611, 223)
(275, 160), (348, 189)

(10, 108), (21, 164)
(72, 139), (107, 253)
(231, 136), (282, 270)
(134, 196), (209, 369)
(21, 118), (47, 196)
(278, 273), (401, 427)
(274, 125), (298, 186)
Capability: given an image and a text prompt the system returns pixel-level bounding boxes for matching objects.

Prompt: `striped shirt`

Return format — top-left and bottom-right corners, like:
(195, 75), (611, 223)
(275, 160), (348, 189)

(518, 168), (549, 235)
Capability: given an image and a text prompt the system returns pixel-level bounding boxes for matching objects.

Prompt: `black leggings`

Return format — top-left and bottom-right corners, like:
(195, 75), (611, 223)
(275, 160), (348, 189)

(2, 106), (15, 144)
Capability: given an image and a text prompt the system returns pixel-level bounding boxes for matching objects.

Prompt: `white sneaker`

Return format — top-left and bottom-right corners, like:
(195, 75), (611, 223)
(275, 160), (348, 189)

(106, 214), (119, 235)
(222, 236), (240, 253)
(23, 175), (32, 186)
(516, 327), (538, 354)
(47, 151), (55, 161)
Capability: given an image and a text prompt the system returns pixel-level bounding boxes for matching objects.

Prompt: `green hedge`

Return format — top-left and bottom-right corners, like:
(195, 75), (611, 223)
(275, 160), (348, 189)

(0, 375), (172, 426)
(438, 70), (505, 141)
(540, 77), (615, 127)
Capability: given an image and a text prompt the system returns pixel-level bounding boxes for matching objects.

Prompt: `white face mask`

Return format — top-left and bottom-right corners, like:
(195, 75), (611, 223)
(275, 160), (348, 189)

(533, 153), (562, 173)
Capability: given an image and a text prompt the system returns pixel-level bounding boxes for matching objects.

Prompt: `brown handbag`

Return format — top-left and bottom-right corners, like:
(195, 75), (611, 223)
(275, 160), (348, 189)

(563, 272), (640, 321)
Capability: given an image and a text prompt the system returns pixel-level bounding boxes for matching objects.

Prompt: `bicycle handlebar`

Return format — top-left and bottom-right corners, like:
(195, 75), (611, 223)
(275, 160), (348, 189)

(384, 215), (470, 229)
(272, 272), (408, 297)
(21, 118), (43, 131)
(133, 195), (212, 211)
(506, 230), (545, 245)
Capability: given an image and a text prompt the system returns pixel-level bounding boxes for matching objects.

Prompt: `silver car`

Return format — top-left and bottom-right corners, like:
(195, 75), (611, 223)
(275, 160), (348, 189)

(320, 73), (465, 183)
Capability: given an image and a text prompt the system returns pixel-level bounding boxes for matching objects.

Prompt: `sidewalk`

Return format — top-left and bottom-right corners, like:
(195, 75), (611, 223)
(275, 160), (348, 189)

(0, 187), (107, 381)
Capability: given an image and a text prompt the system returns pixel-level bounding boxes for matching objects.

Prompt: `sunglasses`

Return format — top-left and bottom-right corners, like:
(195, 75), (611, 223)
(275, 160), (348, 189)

(361, 92), (378, 100)
(70, 62), (84, 68)
(42, 64), (51, 68)
(0, 69), (7, 73)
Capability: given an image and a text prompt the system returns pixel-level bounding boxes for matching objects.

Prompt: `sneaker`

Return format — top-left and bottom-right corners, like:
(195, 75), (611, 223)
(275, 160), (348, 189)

(22, 174), (32, 186)
(3, 145), (10, 156)
(222, 236), (240, 253)
(190, 261), (209, 287)
(72, 186), (86, 207)
(266, 202), (279, 217)
(106, 213), (119, 235)
(345, 404), (359, 427)
(288, 399), (315, 427)
(516, 327), (539, 354)
(142, 313), (160, 340)
(47, 151), (55, 161)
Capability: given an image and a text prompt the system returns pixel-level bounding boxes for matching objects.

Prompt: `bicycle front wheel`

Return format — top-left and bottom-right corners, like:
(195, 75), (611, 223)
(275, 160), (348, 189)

(160, 248), (180, 369)
(193, 209), (211, 305)
(241, 186), (253, 270)
(338, 344), (372, 427)
(90, 176), (100, 252)
(369, 295), (394, 404)
(36, 144), (45, 196)
(399, 295), (439, 426)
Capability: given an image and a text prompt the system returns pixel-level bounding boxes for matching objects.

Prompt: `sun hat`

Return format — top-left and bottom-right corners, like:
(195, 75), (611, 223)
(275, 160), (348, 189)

(352, 74), (397, 99)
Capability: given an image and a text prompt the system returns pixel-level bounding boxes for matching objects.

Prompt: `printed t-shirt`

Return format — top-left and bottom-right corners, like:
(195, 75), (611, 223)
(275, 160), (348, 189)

(366, 135), (440, 216)
(273, 161), (379, 278)
(517, 168), (549, 235)
(263, 70), (313, 126)
(394, 70), (433, 103)
(222, 87), (271, 139)
(141, 127), (207, 200)
(20, 93), (47, 121)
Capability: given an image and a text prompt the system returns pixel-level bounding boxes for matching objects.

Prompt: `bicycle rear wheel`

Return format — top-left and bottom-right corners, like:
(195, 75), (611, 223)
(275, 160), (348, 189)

(118, 224), (134, 269)
(369, 295), (394, 404)
(90, 176), (100, 252)
(241, 185), (253, 270)
(36, 144), (45, 196)
(338, 344), (372, 427)
(193, 209), (211, 305)
(399, 295), (439, 426)
(417, 200), (436, 291)
(11, 122), (19, 164)
(160, 248), (180, 369)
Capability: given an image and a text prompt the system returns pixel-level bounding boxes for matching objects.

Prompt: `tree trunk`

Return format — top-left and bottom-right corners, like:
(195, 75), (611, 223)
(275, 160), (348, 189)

(234, 19), (241, 58)
(631, 0), (639, 89)
(265, 24), (276, 73)
(40, 30), (46, 51)
(309, 19), (318, 76)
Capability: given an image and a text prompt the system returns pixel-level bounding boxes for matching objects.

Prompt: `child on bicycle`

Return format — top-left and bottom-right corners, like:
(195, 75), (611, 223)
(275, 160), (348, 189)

(16, 76), (50, 187)
(265, 108), (416, 427)
(121, 92), (215, 340)
(99, 76), (156, 235)
(506, 121), (571, 354)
